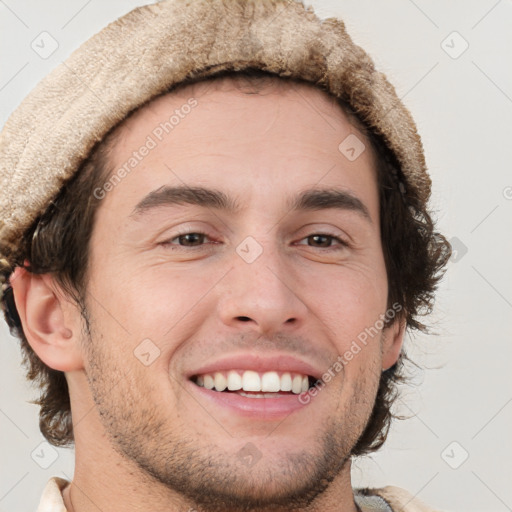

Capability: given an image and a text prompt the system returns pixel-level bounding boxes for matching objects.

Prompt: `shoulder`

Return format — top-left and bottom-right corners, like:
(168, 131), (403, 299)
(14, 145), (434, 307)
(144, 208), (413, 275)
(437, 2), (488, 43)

(355, 486), (446, 512)
(36, 477), (69, 512)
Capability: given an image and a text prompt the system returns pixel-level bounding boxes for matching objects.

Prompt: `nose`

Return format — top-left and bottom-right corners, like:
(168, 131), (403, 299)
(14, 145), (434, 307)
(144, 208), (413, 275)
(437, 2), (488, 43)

(216, 245), (308, 336)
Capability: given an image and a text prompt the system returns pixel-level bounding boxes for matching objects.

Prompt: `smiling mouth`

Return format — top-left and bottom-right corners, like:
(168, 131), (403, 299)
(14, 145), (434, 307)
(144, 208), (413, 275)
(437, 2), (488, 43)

(191, 370), (316, 397)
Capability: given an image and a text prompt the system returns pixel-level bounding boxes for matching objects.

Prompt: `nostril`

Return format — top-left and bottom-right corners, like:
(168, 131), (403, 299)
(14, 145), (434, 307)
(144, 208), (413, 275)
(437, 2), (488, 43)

(237, 316), (251, 322)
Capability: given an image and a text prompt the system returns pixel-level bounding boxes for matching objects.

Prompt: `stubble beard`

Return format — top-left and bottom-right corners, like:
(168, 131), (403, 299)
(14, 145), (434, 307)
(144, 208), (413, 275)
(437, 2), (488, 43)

(82, 315), (377, 512)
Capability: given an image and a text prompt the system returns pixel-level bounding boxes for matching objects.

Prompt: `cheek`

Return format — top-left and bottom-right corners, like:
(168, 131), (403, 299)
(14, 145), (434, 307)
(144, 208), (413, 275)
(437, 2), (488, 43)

(130, 265), (225, 339)
(303, 263), (389, 386)
(308, 264), (388, 344)
(88, 262), (211, 339)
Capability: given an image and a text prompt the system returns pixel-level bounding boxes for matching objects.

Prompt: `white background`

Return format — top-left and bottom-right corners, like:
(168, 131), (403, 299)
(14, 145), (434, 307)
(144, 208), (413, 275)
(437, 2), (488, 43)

(1, 1), (511, 511)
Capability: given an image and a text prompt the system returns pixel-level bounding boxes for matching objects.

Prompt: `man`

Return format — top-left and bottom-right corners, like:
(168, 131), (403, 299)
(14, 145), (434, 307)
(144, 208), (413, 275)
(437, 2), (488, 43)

(0, 0), (451, 510)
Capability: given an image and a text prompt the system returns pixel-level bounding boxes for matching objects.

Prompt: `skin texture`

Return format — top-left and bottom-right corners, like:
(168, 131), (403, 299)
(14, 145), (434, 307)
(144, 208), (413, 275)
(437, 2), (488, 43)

(12, 78), (404, 512)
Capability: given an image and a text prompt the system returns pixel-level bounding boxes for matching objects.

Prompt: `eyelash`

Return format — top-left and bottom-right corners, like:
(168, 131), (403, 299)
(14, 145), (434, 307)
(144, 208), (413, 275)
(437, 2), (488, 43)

(160, 231), (348, 251)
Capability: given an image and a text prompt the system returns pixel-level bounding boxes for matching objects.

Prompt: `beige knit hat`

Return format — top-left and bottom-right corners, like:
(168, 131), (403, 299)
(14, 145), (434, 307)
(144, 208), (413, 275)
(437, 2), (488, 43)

(0, 0), (429, 276)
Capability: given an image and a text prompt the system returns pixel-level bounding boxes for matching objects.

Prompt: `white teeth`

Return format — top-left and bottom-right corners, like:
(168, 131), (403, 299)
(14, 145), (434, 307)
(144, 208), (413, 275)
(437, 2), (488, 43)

(291, 375), (303, 394)
(280, 372), (292, 392)
(195, 370), (311, 395)
(227, 370), (242, 391)
(242, 370), (261, 392)
(214, 372), (227, 392)
(261, 371), (280, 392)
(203, 374), (214, 390)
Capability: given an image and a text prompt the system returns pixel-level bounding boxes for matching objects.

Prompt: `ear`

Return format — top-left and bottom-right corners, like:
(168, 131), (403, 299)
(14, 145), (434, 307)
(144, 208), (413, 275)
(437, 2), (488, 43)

(10, 267), (85, 372)
(381, 317), (406, 371)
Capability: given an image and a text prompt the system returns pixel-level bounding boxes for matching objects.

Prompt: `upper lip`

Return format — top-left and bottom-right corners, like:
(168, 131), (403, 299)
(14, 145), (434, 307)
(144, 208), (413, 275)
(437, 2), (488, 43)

(186, 353), (323, 380)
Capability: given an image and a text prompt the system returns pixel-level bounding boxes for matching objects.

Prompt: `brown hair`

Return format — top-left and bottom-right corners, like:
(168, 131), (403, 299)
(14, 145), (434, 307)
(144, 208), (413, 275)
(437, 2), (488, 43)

(1, 70), (451, 453)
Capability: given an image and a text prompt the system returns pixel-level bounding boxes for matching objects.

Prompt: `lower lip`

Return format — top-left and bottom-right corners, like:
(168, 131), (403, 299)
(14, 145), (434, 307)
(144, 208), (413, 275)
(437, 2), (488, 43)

(187, 381), (312, 419)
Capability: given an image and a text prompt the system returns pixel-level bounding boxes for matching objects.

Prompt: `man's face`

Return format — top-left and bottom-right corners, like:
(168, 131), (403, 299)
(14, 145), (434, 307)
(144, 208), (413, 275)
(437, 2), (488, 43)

(79, 78), (400, 510)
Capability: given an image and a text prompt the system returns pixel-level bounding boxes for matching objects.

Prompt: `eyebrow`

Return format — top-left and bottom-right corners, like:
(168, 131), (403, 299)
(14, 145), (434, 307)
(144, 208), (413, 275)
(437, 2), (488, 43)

(288, 187), (371, 222)
(130, 185), (371, 223)
(131, 185), (240, 217)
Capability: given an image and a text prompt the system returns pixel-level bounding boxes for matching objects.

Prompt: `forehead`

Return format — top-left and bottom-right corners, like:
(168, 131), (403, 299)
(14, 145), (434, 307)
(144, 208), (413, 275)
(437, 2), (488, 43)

(112, 74), (372, 158)
(101, 75), (379, 221)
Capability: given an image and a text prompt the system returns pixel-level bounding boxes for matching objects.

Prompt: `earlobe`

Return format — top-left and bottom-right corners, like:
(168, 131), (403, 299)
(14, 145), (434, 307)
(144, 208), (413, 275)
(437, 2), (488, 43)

(381, 318), (406, 371)
(10, 267), (84, 372)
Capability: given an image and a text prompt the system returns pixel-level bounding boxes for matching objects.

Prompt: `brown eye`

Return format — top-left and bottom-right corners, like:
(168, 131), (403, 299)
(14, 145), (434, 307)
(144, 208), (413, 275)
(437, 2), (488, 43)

(176, 233), (207, 246)
(299, 234), (346, 249)
(307, 234), (334, 248)
(161, 232), (213, 249)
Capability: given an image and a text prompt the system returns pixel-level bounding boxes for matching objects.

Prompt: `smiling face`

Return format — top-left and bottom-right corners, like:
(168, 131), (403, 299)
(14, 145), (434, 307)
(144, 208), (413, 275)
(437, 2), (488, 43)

(73, 76), (403, 510)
